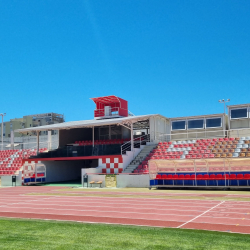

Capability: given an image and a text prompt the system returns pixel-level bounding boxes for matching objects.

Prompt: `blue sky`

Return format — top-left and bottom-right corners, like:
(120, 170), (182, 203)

(0, 0), (249, 122)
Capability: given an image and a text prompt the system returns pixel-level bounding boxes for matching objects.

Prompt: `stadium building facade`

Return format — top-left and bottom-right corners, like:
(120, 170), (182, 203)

(1, 96), (250, 188)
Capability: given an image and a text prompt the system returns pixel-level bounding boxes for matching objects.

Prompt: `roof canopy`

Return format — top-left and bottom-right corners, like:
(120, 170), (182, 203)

(90, 95), (125, 105)
(15, 114), (168, 133)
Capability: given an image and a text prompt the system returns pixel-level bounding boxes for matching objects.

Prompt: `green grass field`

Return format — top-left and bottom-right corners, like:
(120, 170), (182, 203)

(0, 218), (250, 250)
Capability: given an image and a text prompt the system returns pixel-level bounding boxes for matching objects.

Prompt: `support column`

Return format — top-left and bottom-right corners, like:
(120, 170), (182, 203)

(194, 160), (197, 186)
(48, 131), (52, 150)
(11, 131), (14, 150)
(92, 127), (94, 147)
(154, 117), (156, 141)
(36, 131), (40, 154)
(131, 123), (134, 152)
(109, 125), (111, 140)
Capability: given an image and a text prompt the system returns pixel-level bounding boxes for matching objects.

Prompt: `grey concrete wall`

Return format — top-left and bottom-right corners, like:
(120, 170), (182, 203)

(117, 175), (149, 188)
(1, 171), (22, 186)
(81, 174), (149, 188)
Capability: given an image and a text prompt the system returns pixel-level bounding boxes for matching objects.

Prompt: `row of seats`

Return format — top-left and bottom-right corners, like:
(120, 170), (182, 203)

(75, 139), (130, 146)
(155, 137), (250, 159)
(134, 164), (149, 174)
(155, 173), (250, 186)
(0, 148), (47, 176)
(133, 137), (250, 174)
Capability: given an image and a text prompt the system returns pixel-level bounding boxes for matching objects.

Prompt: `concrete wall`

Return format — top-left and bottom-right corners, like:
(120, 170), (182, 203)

(229, 129), (250, 138)
(81, 173), (149, 188)
(82, 172), (106, 187)
(116, 174), (149, 188)
(230, 119), (250, 129)
(1, 171), (22, 186)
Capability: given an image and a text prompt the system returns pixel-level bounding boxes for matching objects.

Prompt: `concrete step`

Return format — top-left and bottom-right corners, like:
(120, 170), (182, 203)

(122, 144), (157, 173)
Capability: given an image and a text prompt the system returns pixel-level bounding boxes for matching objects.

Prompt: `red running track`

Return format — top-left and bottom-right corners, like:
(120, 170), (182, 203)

(0, 186), (250, 234)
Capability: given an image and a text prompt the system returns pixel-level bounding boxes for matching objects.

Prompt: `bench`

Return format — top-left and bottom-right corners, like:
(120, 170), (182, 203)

(89, 181), (103, 188)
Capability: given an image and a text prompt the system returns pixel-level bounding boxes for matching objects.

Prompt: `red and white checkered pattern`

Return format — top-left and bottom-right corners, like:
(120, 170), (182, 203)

(22, 160), (41, 185)
(100, 156), (123, 174)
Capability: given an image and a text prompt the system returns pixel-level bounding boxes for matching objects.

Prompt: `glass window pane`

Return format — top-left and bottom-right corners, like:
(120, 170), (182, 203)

(172, 121), (185, 130)
(231, 108), (247, 119)
(188, 120), (204, 129)
(206, 118), (221, 128)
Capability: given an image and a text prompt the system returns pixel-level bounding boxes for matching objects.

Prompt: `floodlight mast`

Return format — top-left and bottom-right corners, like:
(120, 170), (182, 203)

(0, 113), (6, 150)
(219, 99), (230, 115)
(218, 99), (230, 187)
(218, 99), (230, 138)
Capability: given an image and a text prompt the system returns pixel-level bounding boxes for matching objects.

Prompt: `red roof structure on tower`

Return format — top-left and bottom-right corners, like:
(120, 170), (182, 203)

(90, 95), (128, 119)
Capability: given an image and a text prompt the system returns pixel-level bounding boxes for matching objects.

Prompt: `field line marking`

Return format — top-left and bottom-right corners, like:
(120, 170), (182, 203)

(177, 200), (225, 228)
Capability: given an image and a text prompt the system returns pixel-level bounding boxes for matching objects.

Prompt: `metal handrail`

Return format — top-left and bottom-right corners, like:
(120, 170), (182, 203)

(121, 134), (150, 155)
(94, 107), (128, 117)
(156, 128), (250, 142)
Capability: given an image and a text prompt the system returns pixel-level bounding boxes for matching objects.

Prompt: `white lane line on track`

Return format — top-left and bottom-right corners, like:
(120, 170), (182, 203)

(1, 210), (248, 227)
(0, 197), (218, 204)
(2, 202), (248, 216)
(0, 205), (201, 217)
(177, 200), (226, 228)
(19, 194), (223, 203)
(0, 202), (208, 212)
(0, 196), (220, 204)
(0, 200), (221, 210)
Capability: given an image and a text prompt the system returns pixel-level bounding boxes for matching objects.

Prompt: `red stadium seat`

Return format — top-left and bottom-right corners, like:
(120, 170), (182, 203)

(156, 174), (162, 180)
(162, 174), (168, 185)
(228, 174), (236, 185)
(208, 174), (216, 185)
(236, 174), (244, 186)
(222, 174), (229, 186)
(203, 174), (209, 186)
(196, 174), (203, 182)
(215, 174), (225, 186)
(172, 174), (178, 185)
(178, 174), (185, 185)
(243, 174), (250, 186)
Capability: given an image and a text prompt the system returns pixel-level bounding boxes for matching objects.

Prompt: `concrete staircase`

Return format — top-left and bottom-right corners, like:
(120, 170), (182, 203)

(123, 144), (157, 173)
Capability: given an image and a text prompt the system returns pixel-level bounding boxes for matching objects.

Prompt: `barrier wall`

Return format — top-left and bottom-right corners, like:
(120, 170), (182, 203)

(1, 171), (22, 186)
(82, 173), (149, 188)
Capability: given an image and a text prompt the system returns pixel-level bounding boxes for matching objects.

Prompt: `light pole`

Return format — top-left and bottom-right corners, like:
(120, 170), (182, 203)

(0, 113), (6, 150)
(219, 99), (230, 137)
(218, 99), (230, 187)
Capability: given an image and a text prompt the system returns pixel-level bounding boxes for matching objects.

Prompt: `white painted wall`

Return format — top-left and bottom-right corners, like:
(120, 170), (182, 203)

(81, 172), (106, 187)
(122, 145), (145, 169)
(117, 174), (149, 188)
(80, 173), (149, 188)
(1, 171), (22, 186)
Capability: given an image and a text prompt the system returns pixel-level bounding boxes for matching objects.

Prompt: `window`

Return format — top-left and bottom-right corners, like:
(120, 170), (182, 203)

(206, 118), (221, 128)
(188, 119), (204, 129)
(172, 121), (186, 130)
(231, 108), (248, 119)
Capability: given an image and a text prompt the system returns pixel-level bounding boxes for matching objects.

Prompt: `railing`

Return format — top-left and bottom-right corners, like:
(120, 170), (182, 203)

(121, 134), (150, 155)
(0, 134), (59, 151)
(94, 107), (128, 117)
(155, 128), (250, 142)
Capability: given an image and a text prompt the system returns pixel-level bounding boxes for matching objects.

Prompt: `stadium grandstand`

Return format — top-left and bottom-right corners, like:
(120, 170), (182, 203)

(1, 95), (250, 189)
